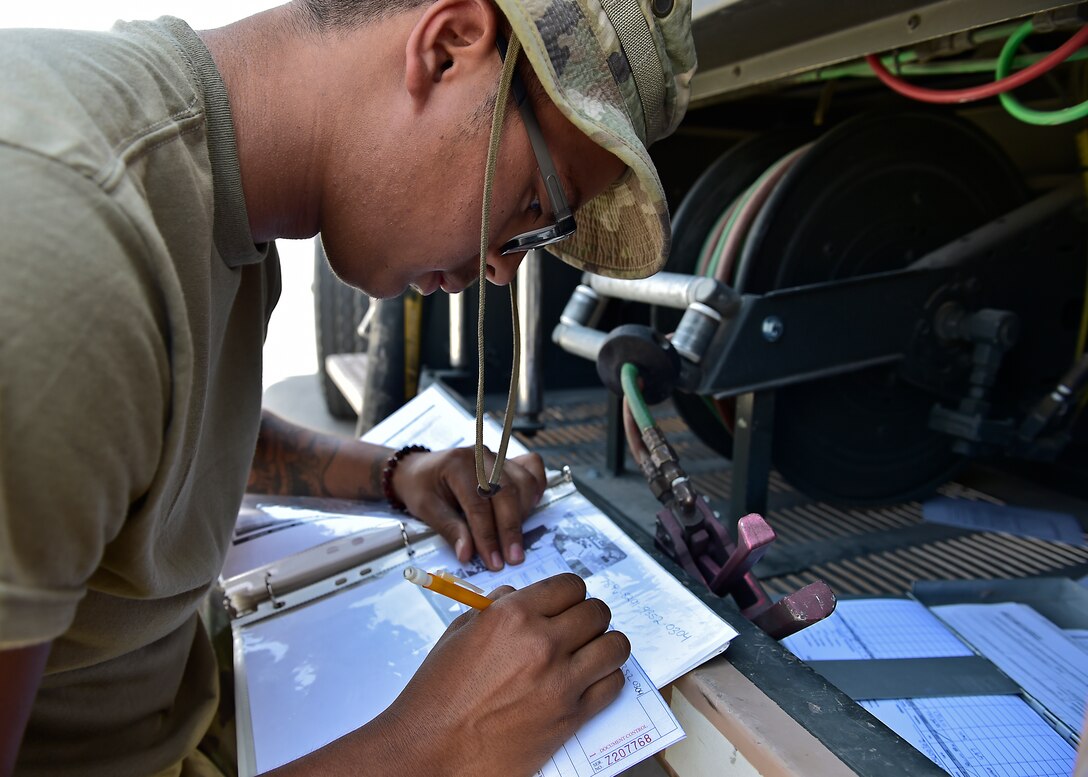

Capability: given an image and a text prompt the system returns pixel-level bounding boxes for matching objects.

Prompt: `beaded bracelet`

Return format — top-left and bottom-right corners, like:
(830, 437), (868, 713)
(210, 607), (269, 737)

(381, 444), (430, 513)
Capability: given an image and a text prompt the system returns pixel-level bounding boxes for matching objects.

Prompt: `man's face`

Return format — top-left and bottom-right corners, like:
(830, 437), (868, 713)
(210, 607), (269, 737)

(318, 84), (626, 299)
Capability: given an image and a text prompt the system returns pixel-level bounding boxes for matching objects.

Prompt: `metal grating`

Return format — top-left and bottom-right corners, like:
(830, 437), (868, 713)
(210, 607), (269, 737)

(516, 391), (1088, 596)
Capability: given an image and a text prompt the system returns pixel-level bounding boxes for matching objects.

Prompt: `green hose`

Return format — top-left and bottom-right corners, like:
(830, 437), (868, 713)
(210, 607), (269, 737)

(705, 181), (755, 279)
(696, 205), (733, 277)
(998, 21), (1088, 126)
(620, 363), (655, 431)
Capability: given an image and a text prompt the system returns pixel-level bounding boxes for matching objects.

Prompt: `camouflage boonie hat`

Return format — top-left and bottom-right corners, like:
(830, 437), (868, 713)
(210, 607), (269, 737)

(493, 0), (696, 279)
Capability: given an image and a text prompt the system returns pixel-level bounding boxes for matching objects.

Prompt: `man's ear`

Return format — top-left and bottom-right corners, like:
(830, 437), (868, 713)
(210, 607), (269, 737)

(404, 0), (499, 104)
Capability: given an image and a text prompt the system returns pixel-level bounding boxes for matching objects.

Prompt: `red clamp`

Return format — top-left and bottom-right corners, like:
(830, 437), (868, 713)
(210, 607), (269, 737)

(655, 497), (836, 639)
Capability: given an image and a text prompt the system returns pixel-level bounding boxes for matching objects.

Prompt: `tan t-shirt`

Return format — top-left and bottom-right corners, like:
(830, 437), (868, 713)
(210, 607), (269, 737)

(0, 17), (281, 776)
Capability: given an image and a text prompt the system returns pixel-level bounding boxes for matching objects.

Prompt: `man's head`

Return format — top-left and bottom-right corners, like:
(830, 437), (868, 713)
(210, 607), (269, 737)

(276, 0), (694, 297)
(294, 0), (432, 31)
(487, 0), (696, 279)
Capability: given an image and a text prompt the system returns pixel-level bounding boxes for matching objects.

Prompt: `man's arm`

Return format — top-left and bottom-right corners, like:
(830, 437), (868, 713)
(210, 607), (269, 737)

(248, 410), (547, 570)
(247, 409), (389, 500)
(0, 642), (51, 777)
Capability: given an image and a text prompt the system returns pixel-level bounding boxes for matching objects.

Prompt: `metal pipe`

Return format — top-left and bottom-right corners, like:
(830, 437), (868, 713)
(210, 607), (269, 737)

(448, 289), (466, 369)
(559, 283), (604, 327)
(552, 322), (608, 362)
(516, 250), (544, 427)
(672, 302), (723, 364)
(910, 182), (1081, 271)
(587, 272), (738, 311)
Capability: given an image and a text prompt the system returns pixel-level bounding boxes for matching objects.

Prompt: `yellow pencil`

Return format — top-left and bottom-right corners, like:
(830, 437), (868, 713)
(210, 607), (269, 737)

(404, 566), (494, 610)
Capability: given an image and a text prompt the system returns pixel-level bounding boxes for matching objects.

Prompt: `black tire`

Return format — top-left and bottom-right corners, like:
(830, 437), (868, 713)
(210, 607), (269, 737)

(737, 112), (1025, 504)
(313, 239), (369, 419)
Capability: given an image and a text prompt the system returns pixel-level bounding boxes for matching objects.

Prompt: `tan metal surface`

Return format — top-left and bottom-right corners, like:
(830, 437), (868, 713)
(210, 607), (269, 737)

(662, 660), (860, 777)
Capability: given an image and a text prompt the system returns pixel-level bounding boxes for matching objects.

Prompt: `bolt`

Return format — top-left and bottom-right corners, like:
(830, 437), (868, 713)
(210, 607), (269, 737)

(907, 14), (921, 30)
(761, 315), (784, 342)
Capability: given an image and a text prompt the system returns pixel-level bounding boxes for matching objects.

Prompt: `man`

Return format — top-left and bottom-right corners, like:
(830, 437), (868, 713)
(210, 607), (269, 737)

(0, 0), (695, 774)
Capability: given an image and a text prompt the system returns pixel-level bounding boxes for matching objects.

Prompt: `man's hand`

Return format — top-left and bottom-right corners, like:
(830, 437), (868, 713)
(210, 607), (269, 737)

(277, 574), (631, 777)
(248, 411), (546, 571)
(392, 448), (546, 570)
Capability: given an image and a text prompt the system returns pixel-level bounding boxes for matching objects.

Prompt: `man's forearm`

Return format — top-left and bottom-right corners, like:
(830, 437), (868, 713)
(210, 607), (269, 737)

(247, 410), (390, 499)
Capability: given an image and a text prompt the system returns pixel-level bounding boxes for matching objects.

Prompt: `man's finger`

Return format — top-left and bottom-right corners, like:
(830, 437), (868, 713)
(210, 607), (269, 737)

(508, 453), (547, 508)
(550, 597), (612, 652)
(511, 573), (588, 617)
(414, 496), (474, 563)
(499, 458), (544, 531)
(479, 455), (544, 566)
(448, 475), (504, 570)
(578, 668), (627, 721)
(487, 584), (516, 601)
(571, 630), (631, 694)
(487, 484), (526, 566)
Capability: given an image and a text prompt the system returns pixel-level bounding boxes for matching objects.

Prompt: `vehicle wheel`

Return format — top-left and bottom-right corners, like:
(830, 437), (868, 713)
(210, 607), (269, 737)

(313, 240), (369, 419)
(736, 111), (1026, 504)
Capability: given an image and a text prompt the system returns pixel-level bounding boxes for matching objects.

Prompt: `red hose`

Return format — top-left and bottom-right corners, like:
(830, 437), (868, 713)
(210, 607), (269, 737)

(622, 397), (652, 471)
(866, 25), (1088, 104)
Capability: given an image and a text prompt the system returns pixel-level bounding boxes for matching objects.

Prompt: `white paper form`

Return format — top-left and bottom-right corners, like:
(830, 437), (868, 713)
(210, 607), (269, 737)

(860, 696), (1076, 777)
(538, 657), (683, 777)
(362, 383), (530, 457)
(932, 602), (1088, 735)
(440, 491), (739, 688)
(781, 599), (974, 661)
(365, 384), (738, 687)
(405, 539), (686, 777)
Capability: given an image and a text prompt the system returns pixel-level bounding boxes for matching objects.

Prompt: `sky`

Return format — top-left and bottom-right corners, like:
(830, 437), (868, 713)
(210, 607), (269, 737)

(0, 1), (324, 389)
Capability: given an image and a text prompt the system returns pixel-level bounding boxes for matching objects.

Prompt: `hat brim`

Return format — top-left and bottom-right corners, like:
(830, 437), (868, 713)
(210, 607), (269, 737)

(495, 0), (670, 279)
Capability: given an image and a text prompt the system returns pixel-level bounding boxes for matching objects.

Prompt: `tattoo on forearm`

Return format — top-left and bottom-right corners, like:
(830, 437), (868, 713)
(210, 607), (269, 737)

(247, 413), (341, 497)
(368, 454), (384, 500)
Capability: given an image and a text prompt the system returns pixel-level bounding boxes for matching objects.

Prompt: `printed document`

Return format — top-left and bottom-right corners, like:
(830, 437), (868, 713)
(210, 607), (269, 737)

(361, 384), (738, 687)
(363, 382), (531, 457)
(932, 602), (1088, 734)
(781, 598), (973, 660)
(860, 696), (1075, 777)
(782, 599), (1077, 776)
(229, 384), (741, 774)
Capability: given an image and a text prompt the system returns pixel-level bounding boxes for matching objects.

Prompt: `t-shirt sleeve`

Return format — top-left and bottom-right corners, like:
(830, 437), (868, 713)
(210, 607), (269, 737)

(0, 147), (169, 648)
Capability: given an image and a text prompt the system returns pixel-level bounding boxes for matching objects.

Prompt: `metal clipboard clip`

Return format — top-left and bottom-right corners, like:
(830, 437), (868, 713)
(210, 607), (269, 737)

(400, 521), (416, 558)
(264, 571), (285, 609)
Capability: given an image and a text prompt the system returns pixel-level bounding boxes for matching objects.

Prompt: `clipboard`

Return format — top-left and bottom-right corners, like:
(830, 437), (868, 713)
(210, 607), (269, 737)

(219, 386), (739, 776)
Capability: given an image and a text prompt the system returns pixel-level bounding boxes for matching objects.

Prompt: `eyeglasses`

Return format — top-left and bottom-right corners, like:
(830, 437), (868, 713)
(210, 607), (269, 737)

(495, 33), (577, 256)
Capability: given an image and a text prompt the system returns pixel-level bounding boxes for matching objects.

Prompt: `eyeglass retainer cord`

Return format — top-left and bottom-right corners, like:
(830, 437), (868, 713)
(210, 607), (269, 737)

(474, 31), (524, 497)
